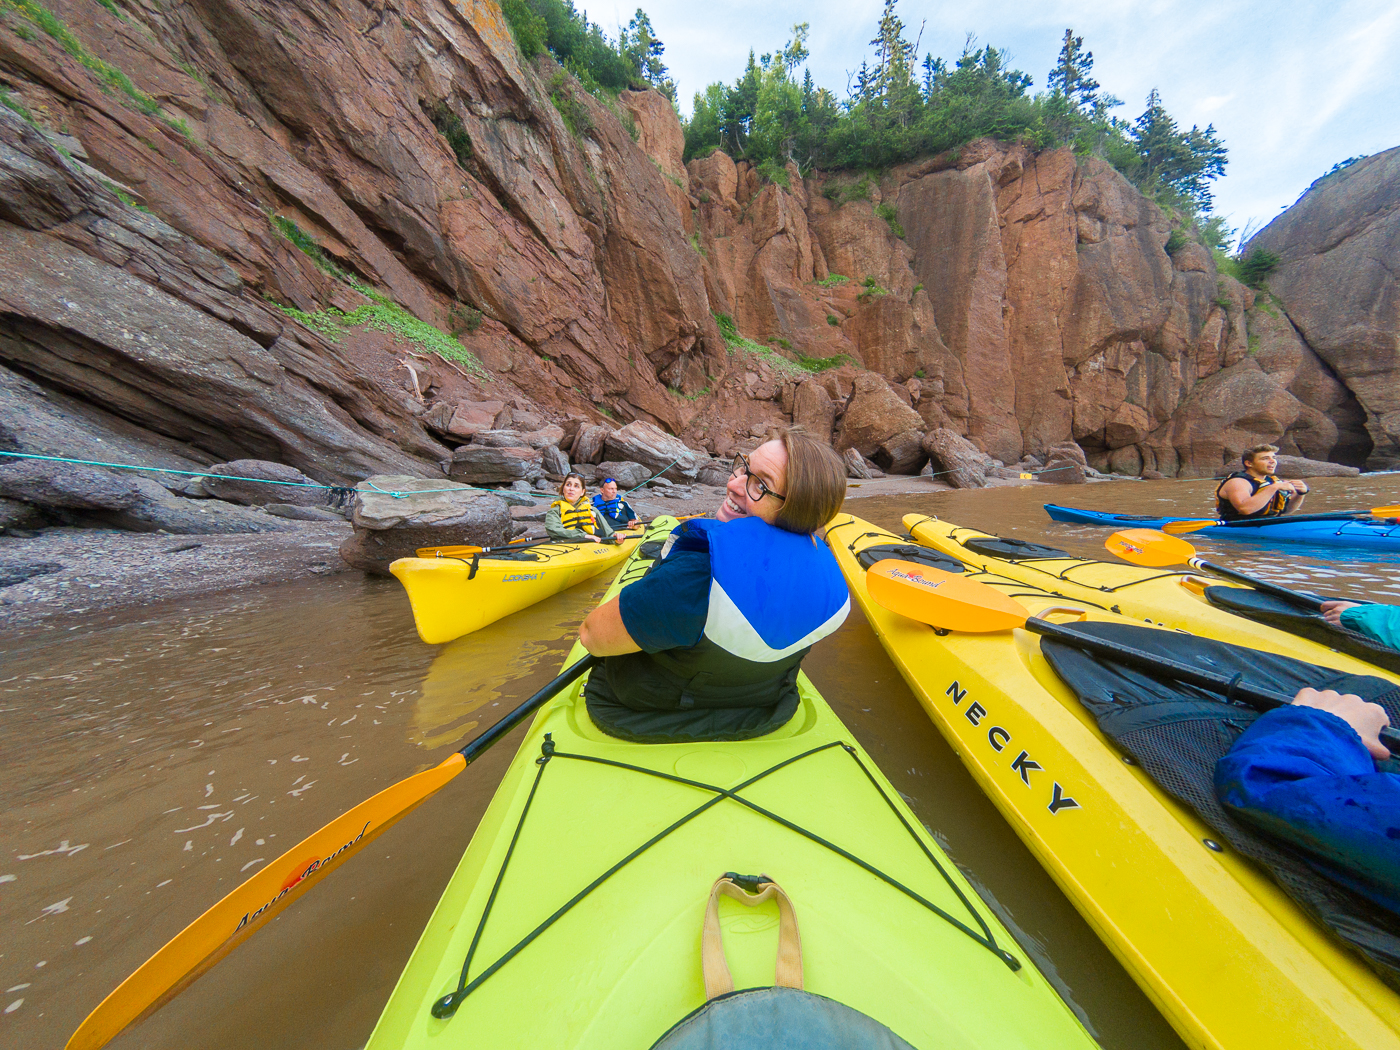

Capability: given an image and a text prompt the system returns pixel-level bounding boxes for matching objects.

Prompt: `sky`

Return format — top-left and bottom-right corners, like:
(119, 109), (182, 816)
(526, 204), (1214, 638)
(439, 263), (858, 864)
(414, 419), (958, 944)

(596, 0), (1400, 246)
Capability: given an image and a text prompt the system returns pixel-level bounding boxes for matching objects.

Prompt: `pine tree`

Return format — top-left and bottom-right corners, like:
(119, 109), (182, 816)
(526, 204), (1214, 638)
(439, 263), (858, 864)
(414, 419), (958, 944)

(1047, 29), (1101, 112)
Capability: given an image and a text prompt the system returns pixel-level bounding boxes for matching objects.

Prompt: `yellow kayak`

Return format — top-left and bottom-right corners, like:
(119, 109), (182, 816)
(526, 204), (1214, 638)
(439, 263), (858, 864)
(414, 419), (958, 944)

(391, 536), (639, 644)
(828, 514), (1400, 1050)
(367, 516), (1099, 1050)
(905, 514), (1398, 670)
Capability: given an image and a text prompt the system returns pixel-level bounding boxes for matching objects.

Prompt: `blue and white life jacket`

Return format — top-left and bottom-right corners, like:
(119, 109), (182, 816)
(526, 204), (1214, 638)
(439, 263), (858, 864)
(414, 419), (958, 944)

(585, 516), (851, 741)
(695, 516), (850, 662)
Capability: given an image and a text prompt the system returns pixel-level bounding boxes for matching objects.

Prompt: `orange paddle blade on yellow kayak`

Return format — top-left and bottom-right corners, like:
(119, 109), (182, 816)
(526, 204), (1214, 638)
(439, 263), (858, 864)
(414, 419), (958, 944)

(1104, 529), (1198, 567)
(65, 753), (468, 1050)
(865, 561), (1027, 633)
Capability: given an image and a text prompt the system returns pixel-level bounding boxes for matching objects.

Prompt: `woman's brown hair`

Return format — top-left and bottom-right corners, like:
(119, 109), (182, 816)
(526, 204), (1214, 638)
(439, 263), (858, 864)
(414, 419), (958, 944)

(770, 427), (847, 534)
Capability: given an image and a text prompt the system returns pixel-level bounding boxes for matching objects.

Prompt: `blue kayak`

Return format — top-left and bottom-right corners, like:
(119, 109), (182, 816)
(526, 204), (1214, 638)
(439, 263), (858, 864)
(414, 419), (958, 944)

(1044, 504), (1400, 552)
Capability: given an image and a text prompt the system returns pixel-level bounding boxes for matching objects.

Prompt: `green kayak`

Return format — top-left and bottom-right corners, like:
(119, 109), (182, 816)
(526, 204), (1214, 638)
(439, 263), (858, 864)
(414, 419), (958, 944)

(366, 516), (1099, 1049)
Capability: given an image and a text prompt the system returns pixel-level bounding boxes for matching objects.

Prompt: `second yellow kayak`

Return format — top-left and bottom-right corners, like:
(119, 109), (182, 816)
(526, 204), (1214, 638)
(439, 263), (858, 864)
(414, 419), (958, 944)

(828, 513), (1400, 1050)
(391, 536), (639, 644)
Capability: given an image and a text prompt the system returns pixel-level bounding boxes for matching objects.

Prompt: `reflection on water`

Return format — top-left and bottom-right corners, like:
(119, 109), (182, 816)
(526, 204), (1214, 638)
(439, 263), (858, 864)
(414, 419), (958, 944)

(5, 475), (1399, 1049)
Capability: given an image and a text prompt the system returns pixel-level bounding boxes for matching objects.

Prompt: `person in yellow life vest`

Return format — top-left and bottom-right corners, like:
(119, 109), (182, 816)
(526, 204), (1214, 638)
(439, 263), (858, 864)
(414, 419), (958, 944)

(546, 472), (624, 543)
(1214, 444), (1309, 521)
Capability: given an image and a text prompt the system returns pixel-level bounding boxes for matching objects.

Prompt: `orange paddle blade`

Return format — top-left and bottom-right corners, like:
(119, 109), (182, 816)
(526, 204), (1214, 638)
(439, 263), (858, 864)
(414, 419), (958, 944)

(1161, 519), (1220, 535)
(865, 561), (1027, 633)
(66, 753), (468, 1050)
(1372, 505), (1400, 517)
(1104, 529), (1197, 568)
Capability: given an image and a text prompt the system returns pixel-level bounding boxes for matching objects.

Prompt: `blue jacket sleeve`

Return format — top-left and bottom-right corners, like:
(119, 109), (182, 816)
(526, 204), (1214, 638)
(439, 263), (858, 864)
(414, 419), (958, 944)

(1340, 604), (1400, 649)
(1214, 706), (1400, 913)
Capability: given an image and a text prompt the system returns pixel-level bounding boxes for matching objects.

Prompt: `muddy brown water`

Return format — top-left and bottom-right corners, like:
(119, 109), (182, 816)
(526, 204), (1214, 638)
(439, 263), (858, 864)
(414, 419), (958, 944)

(4, 476), (1399, 1050)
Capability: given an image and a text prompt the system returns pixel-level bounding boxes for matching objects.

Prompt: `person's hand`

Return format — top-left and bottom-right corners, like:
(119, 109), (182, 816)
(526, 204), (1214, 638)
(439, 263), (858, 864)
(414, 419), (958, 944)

(1320, 600), (1360, 626)
(586, 535), (602, 543)
(1288, 480), (1310, 495)
(1291, 687), (1392, 760)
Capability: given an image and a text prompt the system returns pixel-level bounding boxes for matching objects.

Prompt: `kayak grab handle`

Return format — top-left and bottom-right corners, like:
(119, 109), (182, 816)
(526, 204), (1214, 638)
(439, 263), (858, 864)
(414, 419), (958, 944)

(1036, 606), (1089, 623)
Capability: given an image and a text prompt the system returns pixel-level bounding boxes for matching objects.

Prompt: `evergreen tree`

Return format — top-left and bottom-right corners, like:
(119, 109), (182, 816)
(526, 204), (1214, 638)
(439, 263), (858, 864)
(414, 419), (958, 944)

(621, 9), (674, 98)
(1047, 29), (1101, 112)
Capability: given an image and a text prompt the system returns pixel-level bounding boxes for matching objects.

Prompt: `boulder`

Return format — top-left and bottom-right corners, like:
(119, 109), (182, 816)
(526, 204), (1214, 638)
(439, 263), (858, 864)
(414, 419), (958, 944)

(525, 425), (567, 449)
(571, 424), (610, 465)
(841, 447), (875, 479)
(447, 446), (543, 485)
(875, 429), (927, 475)
(836, 373), (924, 458)
(202, 460), (326, 507)
(921, 429), (988, 489)
(264, 503), (348, 521)
(447, 401), (505, 439)
(0, 497), (44, 531)
(593, 461), (649, 488)
(792, 380), (838, 445)
(0, 459), (144, 509)
(96, 477), (294, 533)
(1038, 454), (1087, 485)
(1273, 455), (1361, 478)
(469, 429), (532, 448)
(339, 475), (513, 576)
(540, 445), (570, 477)
(696, 461), (733, 487)
(603, 421), (709, 480)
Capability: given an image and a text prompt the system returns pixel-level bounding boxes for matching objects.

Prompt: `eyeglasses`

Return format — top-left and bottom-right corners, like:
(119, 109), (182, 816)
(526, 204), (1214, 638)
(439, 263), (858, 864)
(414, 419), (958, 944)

(731, 453), (786, 503)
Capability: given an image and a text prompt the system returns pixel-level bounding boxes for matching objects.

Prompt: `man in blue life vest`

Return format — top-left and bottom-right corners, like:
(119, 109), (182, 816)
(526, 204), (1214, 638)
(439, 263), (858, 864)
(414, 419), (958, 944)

(1215, 687), (1399, 917)
(577, 430), (850, 743)
(1214, 444), (1309, 521)
(591, 478), (638, 532)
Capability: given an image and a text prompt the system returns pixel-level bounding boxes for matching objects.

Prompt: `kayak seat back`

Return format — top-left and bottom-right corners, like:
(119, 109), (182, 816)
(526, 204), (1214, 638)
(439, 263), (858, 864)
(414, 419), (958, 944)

(1040, 621), (1400, 990)
(960, 536), (1071, 560)
(853, 542), (964, 574)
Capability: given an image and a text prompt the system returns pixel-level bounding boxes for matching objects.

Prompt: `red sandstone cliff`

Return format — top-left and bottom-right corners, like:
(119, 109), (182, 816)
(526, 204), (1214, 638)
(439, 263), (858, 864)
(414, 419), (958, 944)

(0, 0), (1388, 483)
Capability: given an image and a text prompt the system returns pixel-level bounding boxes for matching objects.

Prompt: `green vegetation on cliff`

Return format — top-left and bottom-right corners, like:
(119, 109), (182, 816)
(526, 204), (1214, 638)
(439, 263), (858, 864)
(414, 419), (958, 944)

(503, 0), (676, 101)
(683, 8), (1228, 217)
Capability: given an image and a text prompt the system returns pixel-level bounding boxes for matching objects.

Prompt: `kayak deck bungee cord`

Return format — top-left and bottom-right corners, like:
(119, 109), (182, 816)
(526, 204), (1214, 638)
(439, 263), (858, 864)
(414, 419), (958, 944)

(906, 514), (1400, 679)
(390, 536), (639, 644)
(366, 516), (1099, 1050)
(827, 514), (1400, 1050)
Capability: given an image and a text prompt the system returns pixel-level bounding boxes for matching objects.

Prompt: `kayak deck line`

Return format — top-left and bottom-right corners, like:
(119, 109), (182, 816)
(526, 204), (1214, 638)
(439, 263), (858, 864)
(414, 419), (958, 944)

(432, 732), (1020, 1019)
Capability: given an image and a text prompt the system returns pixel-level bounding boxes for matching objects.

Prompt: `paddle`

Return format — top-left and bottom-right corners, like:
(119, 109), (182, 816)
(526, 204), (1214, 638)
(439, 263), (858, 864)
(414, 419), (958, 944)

(1163, 505), (1400, 535)
(66, 653), (600, 1050)
(1104, 529), (1339, 611)
(864, 560), (1400, 752)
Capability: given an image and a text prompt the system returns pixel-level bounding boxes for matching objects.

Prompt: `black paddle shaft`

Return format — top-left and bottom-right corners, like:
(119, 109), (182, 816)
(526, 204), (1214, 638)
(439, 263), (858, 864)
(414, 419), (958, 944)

(1027, 617), (1400, 751)
(1191, 558), (1329, 611)
(458, 654), (599, 765)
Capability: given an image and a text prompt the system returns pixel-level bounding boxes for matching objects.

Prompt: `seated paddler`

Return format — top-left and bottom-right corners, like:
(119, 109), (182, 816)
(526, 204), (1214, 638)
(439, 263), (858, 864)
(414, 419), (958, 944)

(1215, 686), (1399, 916)
(1320, 599), (1400, 649)
(577, 429), (850, 743)
(1214, 444), (1309, 521)
(546, 472), (626, 544)
(592, 477), (638, 531)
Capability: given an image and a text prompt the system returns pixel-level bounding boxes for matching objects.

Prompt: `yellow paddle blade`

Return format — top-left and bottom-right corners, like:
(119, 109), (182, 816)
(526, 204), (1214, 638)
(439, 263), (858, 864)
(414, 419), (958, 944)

(1161, 519), (1220, 535)
(1104, 529), (1197, 568)
(865, 561), (1027, 633)
(1372, 505), (1400, 517)
(66, 752), (468, 1050)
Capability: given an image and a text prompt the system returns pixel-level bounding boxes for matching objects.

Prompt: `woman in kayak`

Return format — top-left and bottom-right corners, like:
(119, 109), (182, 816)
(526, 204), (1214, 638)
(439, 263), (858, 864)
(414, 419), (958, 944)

(577, 429), (850, 742)
(546, 472), (622, 544)
(1215, 687), (1398, 916)
(1215, 444), (1309, 520)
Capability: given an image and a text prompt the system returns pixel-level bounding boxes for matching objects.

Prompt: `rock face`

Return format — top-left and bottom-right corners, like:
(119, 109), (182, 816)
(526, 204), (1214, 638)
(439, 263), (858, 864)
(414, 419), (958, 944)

(201, 460), (327, 507)
(340, 476), (513, 575)
(1248, 147), (1400, 468)
(0, 0), (1386, 492)
(922, 429), (987, 489)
